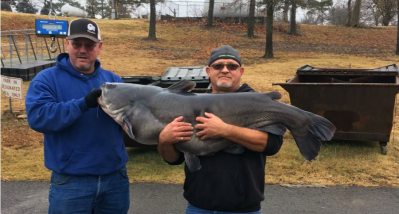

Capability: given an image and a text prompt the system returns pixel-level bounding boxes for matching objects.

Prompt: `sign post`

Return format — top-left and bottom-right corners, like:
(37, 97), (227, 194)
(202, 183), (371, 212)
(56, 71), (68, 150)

(1, 75), (23, 113)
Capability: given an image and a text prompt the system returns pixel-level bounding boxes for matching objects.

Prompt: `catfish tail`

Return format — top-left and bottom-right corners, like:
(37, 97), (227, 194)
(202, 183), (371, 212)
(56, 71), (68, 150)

(292, 112), (336, 160)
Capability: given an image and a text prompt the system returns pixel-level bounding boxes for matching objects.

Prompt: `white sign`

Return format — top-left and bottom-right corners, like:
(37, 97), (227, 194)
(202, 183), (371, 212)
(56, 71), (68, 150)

(1, 75), (23, 99)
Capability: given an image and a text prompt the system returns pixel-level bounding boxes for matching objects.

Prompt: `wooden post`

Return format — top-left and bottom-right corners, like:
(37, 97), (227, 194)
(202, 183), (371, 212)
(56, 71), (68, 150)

(9, 97), (13, 113)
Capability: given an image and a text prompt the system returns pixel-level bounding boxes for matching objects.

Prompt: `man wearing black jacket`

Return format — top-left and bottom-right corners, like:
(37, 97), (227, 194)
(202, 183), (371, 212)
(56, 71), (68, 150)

(158, 45), (284, 213)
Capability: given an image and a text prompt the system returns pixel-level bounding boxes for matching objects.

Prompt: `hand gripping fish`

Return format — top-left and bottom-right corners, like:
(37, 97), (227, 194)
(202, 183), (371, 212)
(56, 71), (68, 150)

(98, 81), (336, 171)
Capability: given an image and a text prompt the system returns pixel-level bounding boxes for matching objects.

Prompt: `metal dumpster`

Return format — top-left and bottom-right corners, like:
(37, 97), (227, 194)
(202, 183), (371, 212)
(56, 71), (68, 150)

(274, 64), (399, 154)
(122, 66), (210, 147)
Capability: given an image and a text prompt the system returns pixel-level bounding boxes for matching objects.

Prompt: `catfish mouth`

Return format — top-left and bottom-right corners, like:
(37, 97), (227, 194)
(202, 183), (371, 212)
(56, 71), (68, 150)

(98, 95), (113, 116)
(97, 85), (117, 118)
(98, 95), (126, 126)
(98, 83), (113, 110)
(98, 84), (129, 127)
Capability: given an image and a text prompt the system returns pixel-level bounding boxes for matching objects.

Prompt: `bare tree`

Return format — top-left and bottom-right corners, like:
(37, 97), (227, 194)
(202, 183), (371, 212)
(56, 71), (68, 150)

(362, 0), (381, 26)
(289, 0), (298, 34)
(374, 0), (397, 26)
(264, 0), (275, 59)
(40, 0), (51, 14)
(306, 0), (333, 25)
(247, 0), (256, 37)
(396, 0), (399, 55)
(1, 1), (13, 11)
(327, 4), (349, 25)
(288, 0), (316, 33)
(350, 0), (362, 27)
(207, 0), (215, 27)
(346, 0), (352, 26)
(16, 0), (37, 14)
(282, 0), (290, 22)
(86, 0), (99, 18)
(148, 0), (156, 40)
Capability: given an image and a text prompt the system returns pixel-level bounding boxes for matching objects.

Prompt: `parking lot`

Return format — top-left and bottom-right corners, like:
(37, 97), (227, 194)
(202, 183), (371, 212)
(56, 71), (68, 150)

(2, 181), (399, 214)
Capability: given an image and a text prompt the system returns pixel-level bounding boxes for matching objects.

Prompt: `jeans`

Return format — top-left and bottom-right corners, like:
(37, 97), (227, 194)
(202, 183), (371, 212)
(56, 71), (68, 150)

(48, 168), (130, 214)
(186, 203), (261, 214)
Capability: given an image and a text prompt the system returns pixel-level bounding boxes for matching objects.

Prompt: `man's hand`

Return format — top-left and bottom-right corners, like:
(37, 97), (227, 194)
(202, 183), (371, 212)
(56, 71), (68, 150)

(159, 116), (194, 145)
(158, 116), (193, 163)
(195, 112), (230, 140)
(195, 112), (268, 152)
(85, 88), (102, 108)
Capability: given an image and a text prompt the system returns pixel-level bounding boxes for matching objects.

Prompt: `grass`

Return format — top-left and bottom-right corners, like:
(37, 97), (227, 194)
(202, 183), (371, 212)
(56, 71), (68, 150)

(1, 11), (399, 186)
(4, 136), (397, 186)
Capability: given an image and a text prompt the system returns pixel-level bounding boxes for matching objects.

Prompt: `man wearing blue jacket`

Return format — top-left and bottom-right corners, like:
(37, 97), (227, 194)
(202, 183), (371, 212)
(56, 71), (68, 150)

(26, 18), (129, 213)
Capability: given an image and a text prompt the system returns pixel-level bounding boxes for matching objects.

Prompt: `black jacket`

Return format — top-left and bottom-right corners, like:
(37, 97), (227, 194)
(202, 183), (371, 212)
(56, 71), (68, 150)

(169, 83), (284, 212)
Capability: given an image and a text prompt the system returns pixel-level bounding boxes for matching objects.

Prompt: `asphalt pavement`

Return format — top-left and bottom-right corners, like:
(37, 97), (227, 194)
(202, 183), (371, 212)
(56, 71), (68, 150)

(1, 181), (399, 214)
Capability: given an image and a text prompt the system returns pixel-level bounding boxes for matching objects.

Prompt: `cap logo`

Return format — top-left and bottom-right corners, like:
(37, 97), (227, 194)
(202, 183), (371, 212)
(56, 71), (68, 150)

(217, 54), (237, 59)
(87, 23), (96, 34)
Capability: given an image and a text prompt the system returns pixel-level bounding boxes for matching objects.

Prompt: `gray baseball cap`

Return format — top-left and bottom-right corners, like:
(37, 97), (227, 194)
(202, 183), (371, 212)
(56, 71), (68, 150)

(208, 45), (241, 66)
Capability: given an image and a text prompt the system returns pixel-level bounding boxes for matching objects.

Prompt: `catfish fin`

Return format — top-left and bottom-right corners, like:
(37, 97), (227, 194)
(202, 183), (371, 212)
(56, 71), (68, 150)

(292, 132), (322, 161)
(262, 124), (287, 136)
(292, 112), (336, 160)
(184, 152), (202, 172)
(122, 116), (135, 139)
(307, 112), (336, 141)
(168, 80), (196, 93)
(265, 91), (282, 100)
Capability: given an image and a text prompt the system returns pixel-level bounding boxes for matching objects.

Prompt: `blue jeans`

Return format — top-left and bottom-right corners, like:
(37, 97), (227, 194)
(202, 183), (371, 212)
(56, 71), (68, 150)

(48, 168), (130, 214)
(186, 203), (261, 214)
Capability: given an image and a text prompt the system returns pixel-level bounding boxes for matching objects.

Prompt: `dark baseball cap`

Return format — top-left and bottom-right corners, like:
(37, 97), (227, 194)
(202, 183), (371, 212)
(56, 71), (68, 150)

(67, 18), (101, 42)
(208, 45), (241, 66)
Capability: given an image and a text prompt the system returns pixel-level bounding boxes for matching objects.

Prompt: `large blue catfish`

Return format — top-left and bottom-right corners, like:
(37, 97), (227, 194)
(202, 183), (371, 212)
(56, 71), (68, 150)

(98, 81), (335, 171)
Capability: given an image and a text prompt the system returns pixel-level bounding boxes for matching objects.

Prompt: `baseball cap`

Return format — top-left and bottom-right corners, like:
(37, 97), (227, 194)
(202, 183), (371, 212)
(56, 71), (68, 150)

(208, 45), (242, 66)
(67, 18), (101, 42)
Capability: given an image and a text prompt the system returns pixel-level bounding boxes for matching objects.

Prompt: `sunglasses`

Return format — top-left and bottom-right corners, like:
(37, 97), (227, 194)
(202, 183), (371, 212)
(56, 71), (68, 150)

(69, 40), (97, 51)
(210, 63), (240, 71)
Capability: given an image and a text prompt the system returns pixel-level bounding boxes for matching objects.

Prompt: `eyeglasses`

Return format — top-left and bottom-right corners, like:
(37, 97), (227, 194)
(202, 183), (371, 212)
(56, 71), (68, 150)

(69, 40), (97, 51)
(210, 63), (240, 71)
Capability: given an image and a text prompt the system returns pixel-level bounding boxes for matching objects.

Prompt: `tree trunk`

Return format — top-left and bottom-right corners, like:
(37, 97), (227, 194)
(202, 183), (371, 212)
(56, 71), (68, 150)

(101, 0), (104, 18)
(289, 0), (297, 34)
(350, 0), (361, 27)
(283, 0), (290, 23)
(264, 0), (274, 59)
(373, 8), (380, 26)
(396, 0), (399, 55)
(148, 0), (157, 40)
(207, 0), (215, 27)
(346, 0), (352, 26)
(115, 0), (118, 19)
(381, 16), (390, 26)
(247, 0), (256, 38)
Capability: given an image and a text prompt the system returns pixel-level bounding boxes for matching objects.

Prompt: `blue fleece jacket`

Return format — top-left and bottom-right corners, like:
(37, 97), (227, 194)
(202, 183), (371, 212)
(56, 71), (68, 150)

(26, 53), (128, 175)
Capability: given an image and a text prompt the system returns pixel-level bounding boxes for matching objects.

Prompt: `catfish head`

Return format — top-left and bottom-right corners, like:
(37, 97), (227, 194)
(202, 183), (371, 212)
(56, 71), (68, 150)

(98, 82), (163, 126)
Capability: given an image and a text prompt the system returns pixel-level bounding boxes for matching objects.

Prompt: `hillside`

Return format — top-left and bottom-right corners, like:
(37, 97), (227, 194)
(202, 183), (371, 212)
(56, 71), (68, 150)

(1, 11), (399, 186)
(1, 11), (397, 77)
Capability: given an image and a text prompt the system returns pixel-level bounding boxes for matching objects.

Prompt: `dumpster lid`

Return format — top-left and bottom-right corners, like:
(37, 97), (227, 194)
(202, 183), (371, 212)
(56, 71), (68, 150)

(297, 64), (399, 76)
(161, 66), (208, 81)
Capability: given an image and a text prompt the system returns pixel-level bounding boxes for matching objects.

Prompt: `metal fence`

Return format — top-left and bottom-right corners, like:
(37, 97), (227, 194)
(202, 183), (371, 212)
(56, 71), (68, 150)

(1, 29), (64, 67)
(1, 29), (64, 80)
(131, 0), (267, 19)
